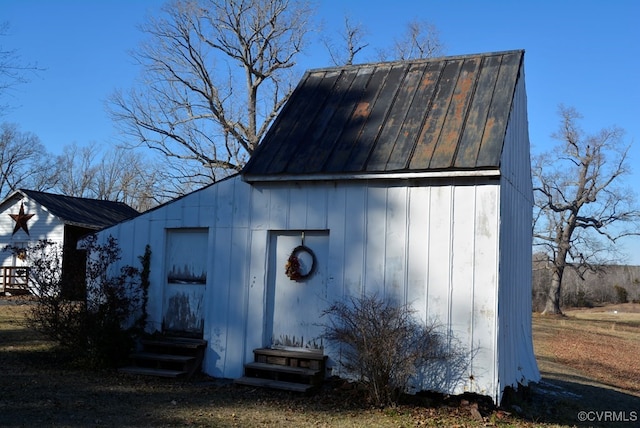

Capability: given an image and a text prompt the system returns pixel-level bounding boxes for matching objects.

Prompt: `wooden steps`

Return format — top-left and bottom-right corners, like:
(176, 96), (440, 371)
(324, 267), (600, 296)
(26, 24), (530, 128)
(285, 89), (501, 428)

(119, 336), (207, 378)
(235, 348), (327, 393)
(233, 376), (312, 393)
(118, 366), (189, 378)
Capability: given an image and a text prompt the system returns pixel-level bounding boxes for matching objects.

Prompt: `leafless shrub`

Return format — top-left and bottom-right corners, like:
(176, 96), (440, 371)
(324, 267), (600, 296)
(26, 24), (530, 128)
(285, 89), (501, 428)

(322, 294), (457, 407)
(4, 240), (80, 344)
(5, 237), (145, 368)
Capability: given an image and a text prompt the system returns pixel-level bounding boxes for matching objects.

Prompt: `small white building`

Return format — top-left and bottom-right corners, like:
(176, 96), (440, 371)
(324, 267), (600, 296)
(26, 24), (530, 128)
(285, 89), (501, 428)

(94, 50), (540, 403)
(0, 189), (138, 296)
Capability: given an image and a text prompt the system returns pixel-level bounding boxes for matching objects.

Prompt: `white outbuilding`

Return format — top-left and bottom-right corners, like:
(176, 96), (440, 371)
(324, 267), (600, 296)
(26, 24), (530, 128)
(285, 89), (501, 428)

(0, 189), (138, 296)
(95, 50), (540, 404)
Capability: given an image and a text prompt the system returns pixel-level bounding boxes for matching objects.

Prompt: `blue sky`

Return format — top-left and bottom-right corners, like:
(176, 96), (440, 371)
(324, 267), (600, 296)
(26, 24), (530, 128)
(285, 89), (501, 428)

(2, 0), (640, 263)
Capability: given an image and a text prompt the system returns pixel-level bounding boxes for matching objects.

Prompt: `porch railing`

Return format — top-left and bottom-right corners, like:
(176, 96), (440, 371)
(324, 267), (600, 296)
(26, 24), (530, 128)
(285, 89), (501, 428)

(0, 266), (29, 294)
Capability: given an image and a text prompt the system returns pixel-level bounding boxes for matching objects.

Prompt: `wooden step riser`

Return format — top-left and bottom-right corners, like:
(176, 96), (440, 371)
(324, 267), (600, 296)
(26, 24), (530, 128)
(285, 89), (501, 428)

(256, 355), (324, 370)
(234, 376), (314, 393)
(252, 348), (325, 360)
(253, 348), (327, 372)
(121, 337), (207, 379)
(130, 352), (196, 364)
(119, 367), (188, 378)
(236, 348), (328, 392)
(245, 362), (320, 376)
(244, 370), (323, 386)
(141, 338), (207, 349)
(128, 358), (197, 372)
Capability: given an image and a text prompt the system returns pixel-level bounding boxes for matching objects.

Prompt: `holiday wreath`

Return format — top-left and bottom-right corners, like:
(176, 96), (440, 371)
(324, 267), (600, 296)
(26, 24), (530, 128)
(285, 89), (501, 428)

(285, 245), (316, 281)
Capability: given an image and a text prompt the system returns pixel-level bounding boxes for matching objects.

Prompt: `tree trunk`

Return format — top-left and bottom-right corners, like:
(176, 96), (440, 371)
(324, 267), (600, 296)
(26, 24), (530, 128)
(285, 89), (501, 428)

(542, 267), (564, 315)
(542, 216), (574, 315)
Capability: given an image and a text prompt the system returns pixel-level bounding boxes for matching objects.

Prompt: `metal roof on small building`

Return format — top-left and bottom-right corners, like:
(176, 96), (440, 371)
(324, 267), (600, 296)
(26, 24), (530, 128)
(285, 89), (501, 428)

(243, 50), (524, 180)
(18, 189), (139, 229)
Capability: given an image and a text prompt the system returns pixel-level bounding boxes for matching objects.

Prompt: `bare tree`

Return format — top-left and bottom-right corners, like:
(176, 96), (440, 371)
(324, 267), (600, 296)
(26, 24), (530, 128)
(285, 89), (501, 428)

(533, 105), (640, 315)
(109, 0), (313, 192)
(322, 16), (368, 66)
(323, 17), (444, 67)
(56, 143), (99, 198)
(92, 147), (160, 212)
(0, 22), (42, 114)
(0, 122), (58, 199)
(376, 19), (444, 62)
(54, 142), (160, 212)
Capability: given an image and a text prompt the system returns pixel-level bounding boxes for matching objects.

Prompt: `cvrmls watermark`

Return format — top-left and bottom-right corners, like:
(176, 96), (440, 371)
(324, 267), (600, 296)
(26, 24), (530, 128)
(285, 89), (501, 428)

(577, 410), (638, 423)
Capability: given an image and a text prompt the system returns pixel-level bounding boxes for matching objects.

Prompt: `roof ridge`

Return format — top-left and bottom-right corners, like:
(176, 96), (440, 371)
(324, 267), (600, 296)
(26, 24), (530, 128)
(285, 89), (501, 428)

(304, 49), (525, 74)
(20, 188), (132, 207)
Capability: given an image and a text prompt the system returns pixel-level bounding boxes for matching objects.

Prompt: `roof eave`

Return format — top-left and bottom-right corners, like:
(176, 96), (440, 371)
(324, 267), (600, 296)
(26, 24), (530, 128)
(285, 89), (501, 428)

(61, 220), (103, 230)
(242, 168), (501, 183)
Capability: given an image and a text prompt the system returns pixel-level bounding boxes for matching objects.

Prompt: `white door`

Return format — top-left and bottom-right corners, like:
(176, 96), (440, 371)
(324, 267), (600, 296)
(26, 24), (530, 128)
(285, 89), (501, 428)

(265, 231), (329, 351)
(162, 228), (208, 337)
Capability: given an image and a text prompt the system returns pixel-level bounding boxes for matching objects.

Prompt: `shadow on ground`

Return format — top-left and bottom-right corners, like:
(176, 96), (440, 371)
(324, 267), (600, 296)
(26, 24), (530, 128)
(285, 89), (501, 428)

(520, 374), (640, 427)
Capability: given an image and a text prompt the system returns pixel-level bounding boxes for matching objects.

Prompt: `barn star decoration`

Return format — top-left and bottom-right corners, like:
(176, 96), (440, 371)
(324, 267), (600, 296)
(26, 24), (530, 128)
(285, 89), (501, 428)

(9, 202), (35, 236)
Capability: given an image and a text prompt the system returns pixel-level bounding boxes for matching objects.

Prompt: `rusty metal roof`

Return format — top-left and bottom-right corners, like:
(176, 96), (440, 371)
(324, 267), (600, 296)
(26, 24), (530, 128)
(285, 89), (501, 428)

(243, 50), (524, 180)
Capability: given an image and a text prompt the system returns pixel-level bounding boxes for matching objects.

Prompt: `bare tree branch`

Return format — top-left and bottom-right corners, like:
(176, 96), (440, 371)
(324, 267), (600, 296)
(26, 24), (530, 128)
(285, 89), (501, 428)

(52, 142), (162, 212)
(322, 16), (369, 66)
(0, 122), (57, 198)
(533, 105), (640, 315)
(0, 22), (43, 115)
(109, 0), (312, 193)
(376, 19), (444, 62)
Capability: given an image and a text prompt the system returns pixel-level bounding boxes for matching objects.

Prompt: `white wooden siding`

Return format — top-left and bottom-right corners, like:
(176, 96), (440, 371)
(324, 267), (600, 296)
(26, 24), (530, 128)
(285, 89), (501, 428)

(98, 175), (505, 399)
(496, 68), (541, 399)
(0, 197), (65, 267)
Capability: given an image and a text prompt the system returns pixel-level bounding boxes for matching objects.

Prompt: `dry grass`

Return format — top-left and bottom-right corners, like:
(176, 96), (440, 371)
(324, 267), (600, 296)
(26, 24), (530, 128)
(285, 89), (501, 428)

(1, 299), (639, 427)
(534, 304), (640, 394)
(529, 304), (640, 427)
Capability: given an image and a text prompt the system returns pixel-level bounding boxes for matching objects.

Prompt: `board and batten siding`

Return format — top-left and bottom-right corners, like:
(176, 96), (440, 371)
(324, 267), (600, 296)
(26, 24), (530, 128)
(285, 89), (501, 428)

(496, 66), (541, 398)
(100, 175), (504, 398)
(0, 197), (65, 266)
